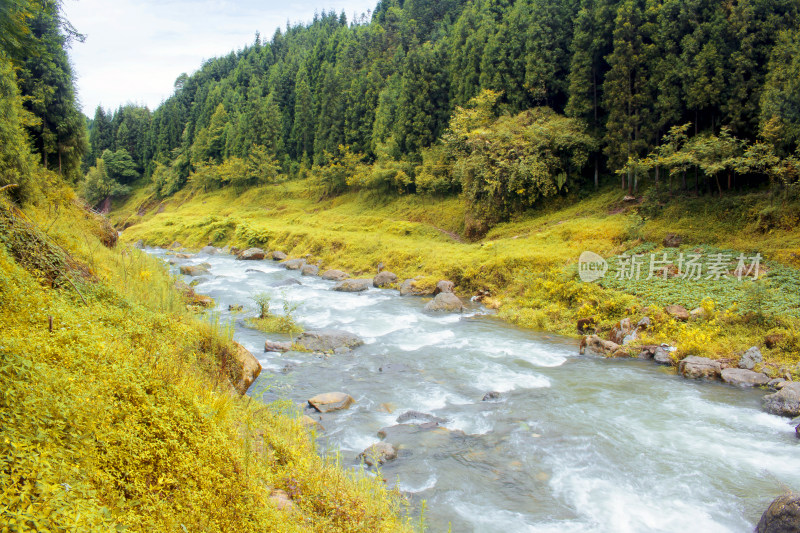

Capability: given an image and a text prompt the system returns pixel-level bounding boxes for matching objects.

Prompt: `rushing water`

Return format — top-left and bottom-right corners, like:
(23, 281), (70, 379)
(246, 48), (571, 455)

(152, 248), (799, 533)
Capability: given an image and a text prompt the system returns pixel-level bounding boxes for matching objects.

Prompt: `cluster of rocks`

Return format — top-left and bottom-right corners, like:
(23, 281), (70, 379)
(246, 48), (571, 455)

(579, 306), (799, 427)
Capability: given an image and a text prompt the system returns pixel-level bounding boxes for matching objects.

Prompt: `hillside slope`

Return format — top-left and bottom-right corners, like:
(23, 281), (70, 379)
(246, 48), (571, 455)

(0, 186), (413, 532)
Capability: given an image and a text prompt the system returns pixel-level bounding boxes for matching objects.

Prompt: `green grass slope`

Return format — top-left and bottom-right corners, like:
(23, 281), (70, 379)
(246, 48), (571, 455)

(0, 187), (413, 532)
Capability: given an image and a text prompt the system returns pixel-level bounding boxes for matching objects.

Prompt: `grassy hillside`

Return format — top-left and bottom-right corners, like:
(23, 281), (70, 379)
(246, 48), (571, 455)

(113, 181), (800, 376)
(0, 185), (414, 532)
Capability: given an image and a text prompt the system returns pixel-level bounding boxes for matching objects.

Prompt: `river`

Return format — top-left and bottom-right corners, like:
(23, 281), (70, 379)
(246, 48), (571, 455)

(152, 248), (799, 533)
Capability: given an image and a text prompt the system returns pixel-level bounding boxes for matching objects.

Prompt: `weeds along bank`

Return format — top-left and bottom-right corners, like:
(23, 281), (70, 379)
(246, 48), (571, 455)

(113, 180), (800, 377)
(0, 188), (413, 532)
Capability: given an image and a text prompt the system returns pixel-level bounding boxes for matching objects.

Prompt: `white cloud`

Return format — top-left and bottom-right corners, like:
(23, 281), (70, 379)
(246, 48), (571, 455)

(62, 0), (377, 115)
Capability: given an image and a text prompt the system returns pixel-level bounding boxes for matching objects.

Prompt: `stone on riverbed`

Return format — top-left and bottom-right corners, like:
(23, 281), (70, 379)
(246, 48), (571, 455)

(678, 356), (721, 379)
(294, 329), (364, 352)
(396, 411), (446, 425)
(720, 368), (770, 387)
(482, 391), (502, 401)
(424, 292), (464, 312)
(265, 340), (292, 353)
(359, 442), (398, 467)
(580, 335), (621, 356)
(333, 278), (372, 292)
(271, 251), (287, 261)
(762, 383), (800, 417)
(308, 392), (355, 413)
(282, 258), (305, 270)
(756, 492), (800, 533)
(321, 269), (349, 281)
(200, 245), (217, 254)
(373, 271), (397, 287)
(180, 265), (209, 276)
(301, 264), (319, 276)
(237, 247), (267, 260)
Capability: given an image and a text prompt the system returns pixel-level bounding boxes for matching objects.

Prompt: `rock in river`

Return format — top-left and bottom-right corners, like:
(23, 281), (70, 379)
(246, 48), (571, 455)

(180, 265), (209, 276)
(678, 356), (721, 380)
(396, 410), (446, 425)
(333, 278), (372, 292)
(359, 442), (398, 467)
(720, 368), (770, 387)
(265, 340), (292, 353)
(756, 492), (800, 533)
(237, 247), (267, 260)
(308, 392), (355, 413)
(321, 269), (349, 281)
(282, 258), (305, 270)
(294, 329), (364, 352)
(762, 383), (800, 417)
(301, 264), (319, 276)
(271, 251), (287, 261)
(373, 271), (397, 288)
(424, 292), (464, 312)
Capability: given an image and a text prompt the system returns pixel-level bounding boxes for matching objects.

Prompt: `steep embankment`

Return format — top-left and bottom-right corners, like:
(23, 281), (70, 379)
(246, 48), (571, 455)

(0, 187), (413, 532)
(113, 181), (800, 376)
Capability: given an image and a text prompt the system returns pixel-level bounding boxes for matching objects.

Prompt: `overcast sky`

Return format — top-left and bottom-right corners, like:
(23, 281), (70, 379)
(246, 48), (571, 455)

(62, 0), (378, 116)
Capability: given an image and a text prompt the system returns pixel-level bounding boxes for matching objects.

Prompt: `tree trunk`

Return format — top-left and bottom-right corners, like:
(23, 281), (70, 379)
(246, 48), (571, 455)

(715, 173), (723, 197)
(694, 167), (699, 196)
(594, 158), (599, 190)
(655, 165), (660, 186)
(682, 170), (686, 191)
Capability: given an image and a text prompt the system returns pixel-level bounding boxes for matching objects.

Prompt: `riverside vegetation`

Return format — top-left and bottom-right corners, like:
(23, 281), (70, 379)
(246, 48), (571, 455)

(0, 2), (414, 531)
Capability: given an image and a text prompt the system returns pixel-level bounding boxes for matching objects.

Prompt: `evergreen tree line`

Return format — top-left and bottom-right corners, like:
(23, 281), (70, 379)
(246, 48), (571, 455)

(1, 0), (86, 203)
(82, 0), (800, 228)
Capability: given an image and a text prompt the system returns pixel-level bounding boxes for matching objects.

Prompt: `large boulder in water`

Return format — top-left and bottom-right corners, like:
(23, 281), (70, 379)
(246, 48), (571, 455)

(678, 356), (721, 379)
(720, 368), (770, 387)
(580, 335), (621, 356)
(333, 278), (371, 292)
(200, 245), (217, 255)
(424, 292), (464, 312)
(762, 383), (800, 417)
(238, 248), (267, 260)
(308, 392), (355, 413)
(373, 271), (397, 288)
(180, 265), (209, 276)
(282, 258), (305, 270)
(271, 251), (287, 261)
(756, 492), (800, 533)
(301, 264), (319, 276)
(359, 442), (397, 467)
(231, 342), (261, 394)
(294, 330), (364, 352)
(322, 269), (349, 281)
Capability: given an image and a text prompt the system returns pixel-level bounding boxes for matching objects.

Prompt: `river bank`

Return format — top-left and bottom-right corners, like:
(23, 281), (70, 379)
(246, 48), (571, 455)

(112, 180), (800, 379)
